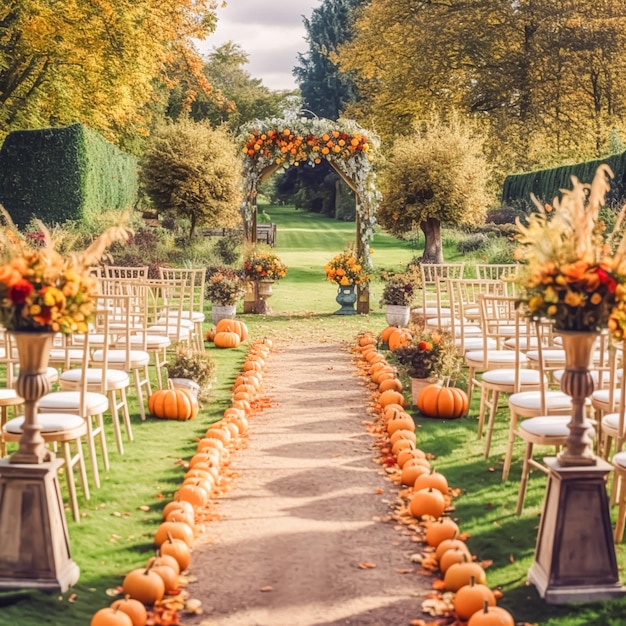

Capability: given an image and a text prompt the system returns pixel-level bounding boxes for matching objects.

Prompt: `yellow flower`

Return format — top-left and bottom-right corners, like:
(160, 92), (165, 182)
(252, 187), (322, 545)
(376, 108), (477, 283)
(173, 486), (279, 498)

(340, 276), (350, 285)
(564, 291), (583, 307)
(591, 292), (603, 305)
(547, 305), (558, 316)
(528, 295), (544, 312)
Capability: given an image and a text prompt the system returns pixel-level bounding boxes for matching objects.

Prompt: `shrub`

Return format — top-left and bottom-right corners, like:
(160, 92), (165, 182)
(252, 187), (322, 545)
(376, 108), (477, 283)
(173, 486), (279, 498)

(456, 233), (489, 254)
(166, 348), (216, 402)
(215, 235), (242, 265)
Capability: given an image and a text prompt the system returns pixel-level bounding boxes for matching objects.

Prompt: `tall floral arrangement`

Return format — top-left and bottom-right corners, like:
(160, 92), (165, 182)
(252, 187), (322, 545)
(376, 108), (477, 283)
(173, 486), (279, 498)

(0, 215), (129, 334)
(325, 248), (370, 286)
(205, 267), (247, 306)
(516, 165), (626, 333)
(243, 247), (288, 282)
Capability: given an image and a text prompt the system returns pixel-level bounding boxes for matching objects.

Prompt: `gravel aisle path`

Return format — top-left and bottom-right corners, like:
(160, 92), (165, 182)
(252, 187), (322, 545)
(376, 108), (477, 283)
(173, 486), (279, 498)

(189, 341), (428, 626)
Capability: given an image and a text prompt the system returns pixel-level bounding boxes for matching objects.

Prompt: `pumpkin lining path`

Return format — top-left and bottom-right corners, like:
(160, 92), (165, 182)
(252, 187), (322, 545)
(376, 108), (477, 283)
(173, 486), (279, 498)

(187, 341), (431, 626)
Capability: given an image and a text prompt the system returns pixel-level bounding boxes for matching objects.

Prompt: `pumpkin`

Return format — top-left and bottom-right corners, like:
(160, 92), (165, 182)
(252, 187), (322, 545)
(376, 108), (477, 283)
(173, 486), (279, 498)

(396, 447), (426, 468)
(182, 476), (213, 497)
(359, 333), (376, 347)
(409, 487), (446, 519)
(389, 429), (417, 446)
(214, 331), (241, 349)
(185, 467), (218, 483)
(454, 577), (496, 620)
(417, 384), (469, 419)
(146, 554), (181, 576)
(391, 438), (415, 457)
(225, 413), (249, 435)
(440, 548), (472, 573)
(400, 462), (431, 486)
(122, 566), (165, 604)
(386, 412), (415, 435)
(176, 482), (210, 509)
(189, 450), (221, 467)
(161, 536), (191, 571)
(110, 597), (147, 626)
(151, 564), (179, 593)
(243, 359), (262, 372)
(388, 328), (412, 350)
(197, 438), (225, 454)
(154, 520), (194, 546)
(443, 562), (487, 591)
(232, 398), (251, 412)
(425, 518), (460, 547)
(379, 378), (403, 393)
(215, 318), (248, 341)
(204, 327), (216, 343)
(162, 500), (194, 520)
(204, 427), (232, 445)
(435, 538), (471, 561)
(413, 469), (449, 495)
(467, 604), (515, 626)
(92, 607), (133, 626)
(148, 389), (198, 420)
(166, 505), (196, 527)
(380, 326), (398, 343)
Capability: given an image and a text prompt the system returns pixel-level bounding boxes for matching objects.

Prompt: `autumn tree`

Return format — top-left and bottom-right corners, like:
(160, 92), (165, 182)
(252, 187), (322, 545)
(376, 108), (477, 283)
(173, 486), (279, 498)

(140, 119), (242, 240)
(0, 0), (222, 148)
(337, 0), (626, 177)
(377, 116), (491, 263)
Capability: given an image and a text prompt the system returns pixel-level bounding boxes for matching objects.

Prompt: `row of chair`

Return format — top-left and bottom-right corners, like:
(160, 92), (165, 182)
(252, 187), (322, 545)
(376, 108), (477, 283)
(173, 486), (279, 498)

(0, 266), (208, 522)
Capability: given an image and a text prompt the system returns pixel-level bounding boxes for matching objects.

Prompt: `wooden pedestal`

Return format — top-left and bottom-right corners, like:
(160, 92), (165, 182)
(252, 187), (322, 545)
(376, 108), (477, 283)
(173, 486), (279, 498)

(528, 457), (625, 603)
(0, 459), (80, 592)
(243, 281), (271, 314)
(357, 283), (370, 314)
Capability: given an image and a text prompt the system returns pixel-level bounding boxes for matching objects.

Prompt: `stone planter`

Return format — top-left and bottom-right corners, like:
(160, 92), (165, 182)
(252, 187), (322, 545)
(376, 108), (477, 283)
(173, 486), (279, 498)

(168, 377), (201, 399)
(385, 304), (410, 327)
(334, 284), (357, 315)
(211, 303), (236, 326)
(258, 280), (274, 298)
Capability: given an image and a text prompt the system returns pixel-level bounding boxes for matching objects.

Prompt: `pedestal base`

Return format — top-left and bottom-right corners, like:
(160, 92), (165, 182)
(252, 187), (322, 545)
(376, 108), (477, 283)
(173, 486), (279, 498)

(528, 457), (625, 603)
(0, 459), (80, 592)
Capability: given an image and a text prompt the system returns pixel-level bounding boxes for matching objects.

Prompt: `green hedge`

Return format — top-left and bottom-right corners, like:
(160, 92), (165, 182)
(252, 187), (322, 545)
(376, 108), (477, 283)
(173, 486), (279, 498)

(0, 123), (137, 227)
(502, 151), (626, 209)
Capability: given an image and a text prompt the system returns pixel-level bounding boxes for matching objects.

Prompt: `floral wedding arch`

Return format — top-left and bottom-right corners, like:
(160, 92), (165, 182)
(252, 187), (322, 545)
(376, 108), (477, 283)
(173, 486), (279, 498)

(239, 106), (380, 312)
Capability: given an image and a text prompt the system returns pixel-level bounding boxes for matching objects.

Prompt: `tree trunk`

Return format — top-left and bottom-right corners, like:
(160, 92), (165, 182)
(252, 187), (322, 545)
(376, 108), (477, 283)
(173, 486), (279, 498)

(420, 218), (443, 264)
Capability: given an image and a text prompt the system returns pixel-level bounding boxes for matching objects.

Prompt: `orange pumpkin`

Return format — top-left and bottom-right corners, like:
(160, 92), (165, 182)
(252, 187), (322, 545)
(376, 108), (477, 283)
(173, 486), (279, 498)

(467, 604), (515, 626)
(161, 536), (191, 571)
(443, 562), (487, 591)
(154, 520), (194, 546)
(425, 518), (460, 547)
(204, 427), (232, 445)
(151, 564), (179, 593)
(214, 330), (241, 348)
(146, 554), (181, 576)
(386, 412), (415, 435)
(435, 538), (471, 561)
(454, 577), (496, 620)
(391, 438), (415, 457)
(380, 326), (398, 343)
(413, 469), (449, 495)
(417, 384), (469, 419)
(122, 567), (165, 605)
(389, 429), (417, 446)
(204, 327), (216, 343)
(215, 318), (248, 341)
(358, 333), (376, 347)
(379, 378), (403, 393)
(109, 597), (147, 626)
(409, 487), (446, 519)
(396, 447), (426, 468)
(148, 389), (198, 420)
(440, 547), (471, 573)
(400, 462), (431, 486)
(162, 500), (194, 520)
(388, 328), (412, 350)
(92, 607), (133, 626)
(176, 482), (210, 509)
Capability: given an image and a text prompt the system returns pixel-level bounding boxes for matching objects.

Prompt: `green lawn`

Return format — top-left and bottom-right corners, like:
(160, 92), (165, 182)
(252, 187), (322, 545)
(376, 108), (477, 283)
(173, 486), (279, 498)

(2, 205), (625, 625)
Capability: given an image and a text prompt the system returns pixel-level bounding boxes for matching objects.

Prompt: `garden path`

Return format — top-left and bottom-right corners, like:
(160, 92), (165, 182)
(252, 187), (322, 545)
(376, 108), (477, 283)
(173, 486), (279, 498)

(188, 341), (430, 626)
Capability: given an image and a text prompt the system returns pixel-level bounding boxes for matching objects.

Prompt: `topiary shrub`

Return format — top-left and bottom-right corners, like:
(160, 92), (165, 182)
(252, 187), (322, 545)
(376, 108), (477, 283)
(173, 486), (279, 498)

(456, 233), (489, 253)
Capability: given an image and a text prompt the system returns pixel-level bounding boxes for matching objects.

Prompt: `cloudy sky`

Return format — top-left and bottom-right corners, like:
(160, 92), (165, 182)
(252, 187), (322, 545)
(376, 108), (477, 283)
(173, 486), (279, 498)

(197, 0), (321, 91)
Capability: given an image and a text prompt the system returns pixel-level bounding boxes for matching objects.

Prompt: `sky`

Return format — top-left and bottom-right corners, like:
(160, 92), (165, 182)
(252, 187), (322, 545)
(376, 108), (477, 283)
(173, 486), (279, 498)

(197, 0), (321, 91)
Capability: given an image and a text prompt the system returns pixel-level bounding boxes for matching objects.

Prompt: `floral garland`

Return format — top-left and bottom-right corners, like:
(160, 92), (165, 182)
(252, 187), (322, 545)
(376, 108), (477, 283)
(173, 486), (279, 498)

(238, 111), (380, 270)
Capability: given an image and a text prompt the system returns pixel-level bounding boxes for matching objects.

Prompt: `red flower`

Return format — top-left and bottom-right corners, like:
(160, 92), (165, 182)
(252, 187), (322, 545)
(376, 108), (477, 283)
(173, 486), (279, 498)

(597, 267), (617, 294)
(8, 279), (34, 303)
(418, 341), (429, 350)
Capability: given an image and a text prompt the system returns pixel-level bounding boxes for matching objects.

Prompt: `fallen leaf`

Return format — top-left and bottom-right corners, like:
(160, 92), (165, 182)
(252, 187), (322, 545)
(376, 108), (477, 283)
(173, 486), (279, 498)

(493, 589), (504, 599)
(358, 561), (377, 569)
(479, 559), (493, 569)
(259, 586), (274, 592)
(184, 599), (203, 614)
(375, 488), (383, 494)
(67, 593), (77, 603)
(395, 568), (413, 574)
(112, 511), (122, 517)
(105, 587), (122, 597)
(432, 579), (446, 590)
(509, 554), (515, 563)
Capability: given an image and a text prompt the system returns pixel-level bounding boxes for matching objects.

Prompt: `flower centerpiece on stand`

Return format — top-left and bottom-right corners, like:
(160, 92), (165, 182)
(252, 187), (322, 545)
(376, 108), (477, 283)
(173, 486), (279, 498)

(243, 246), (288, 314)
(205, 266), (247, 324)
(325, 247), (370, 315)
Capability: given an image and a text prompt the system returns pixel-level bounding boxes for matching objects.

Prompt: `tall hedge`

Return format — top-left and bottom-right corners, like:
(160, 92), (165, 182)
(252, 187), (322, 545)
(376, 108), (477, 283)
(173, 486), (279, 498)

(0, 123), (138, 227)
(502, 151), (626, 209)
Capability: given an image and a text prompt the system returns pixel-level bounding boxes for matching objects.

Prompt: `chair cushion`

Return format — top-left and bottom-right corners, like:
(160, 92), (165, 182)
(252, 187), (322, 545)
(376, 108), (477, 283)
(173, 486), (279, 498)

(413, 307), (451, 316)
(519, 415), (576, 437)
(49, 348), (84, 362)
(554, 369), (615, 386)
(92, 349), (150, 368)
(504, 337), (539, 351)
(591, 388), (621, 407)
(509, 390), (572, 411)
(602, 412), (624, 433)
(481, 368), (544, 386)
(60, 368), (129, 386)
(39, 391), (109, 414)
(118, 334), (171, 349)
(147, 325), (191, 341)
(5, 413), (84, 434)
(466, 350), (527, 365)
(526, 349), (566, 363)
(456, 338), (497, 351)
(613, 450), (626, 469)
(0, 389), (22, 405)
(181, 312), (205, 323)
(155, 317), (195, 330)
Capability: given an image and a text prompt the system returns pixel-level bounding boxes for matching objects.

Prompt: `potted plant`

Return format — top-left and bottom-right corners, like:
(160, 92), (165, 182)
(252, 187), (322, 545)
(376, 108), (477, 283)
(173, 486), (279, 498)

(324, 247), (370, 315)
(205, 266), (247, 324)
(166, 347), (216, 402)
(392, 325), (463, 405)
(379, 270), (419, 326)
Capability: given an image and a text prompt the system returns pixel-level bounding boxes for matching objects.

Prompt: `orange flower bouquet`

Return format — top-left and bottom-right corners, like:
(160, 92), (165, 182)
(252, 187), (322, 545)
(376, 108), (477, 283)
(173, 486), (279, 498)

(0, 218), (129, 334)
(325, 248), (370, 286)
(515, 165), (626, 333)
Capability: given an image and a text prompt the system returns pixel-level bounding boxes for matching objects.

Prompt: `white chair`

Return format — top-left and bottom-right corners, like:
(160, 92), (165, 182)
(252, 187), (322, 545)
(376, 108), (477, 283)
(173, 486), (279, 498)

(416, 263), (464, 330)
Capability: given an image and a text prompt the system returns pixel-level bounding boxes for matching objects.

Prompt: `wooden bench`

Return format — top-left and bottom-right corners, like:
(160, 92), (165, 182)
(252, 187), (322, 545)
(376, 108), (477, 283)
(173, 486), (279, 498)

(202, 224), (276, 246)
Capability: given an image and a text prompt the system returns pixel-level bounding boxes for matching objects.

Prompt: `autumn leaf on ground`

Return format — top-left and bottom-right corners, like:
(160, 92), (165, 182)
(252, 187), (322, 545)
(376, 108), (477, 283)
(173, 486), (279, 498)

(259, 586), (274, 592)
(358, 561), (377, 569)
(493, 589), (504, 599)
(479, 559), (493, 569)
(432, 579), (446, 590)
(457, 532), (471, 541)
(138, 505), (150, 512)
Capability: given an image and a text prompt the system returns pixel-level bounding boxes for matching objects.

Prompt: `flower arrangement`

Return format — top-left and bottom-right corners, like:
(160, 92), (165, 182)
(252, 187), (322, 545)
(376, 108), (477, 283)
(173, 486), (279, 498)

(243, 247), (288, 282)
(205, 267), (247, 306)
(0, 216), (129, 334)
(515, 165), (626, 333)
(379, 270), (419, 307)
(392, 325), (463, 380)
(166, 347), (216, 401)
(325, 248), (370, 286)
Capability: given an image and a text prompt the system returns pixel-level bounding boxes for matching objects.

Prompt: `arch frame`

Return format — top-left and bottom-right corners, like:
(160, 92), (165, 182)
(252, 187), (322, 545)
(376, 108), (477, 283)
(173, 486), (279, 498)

(239, 113), (380, 313)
